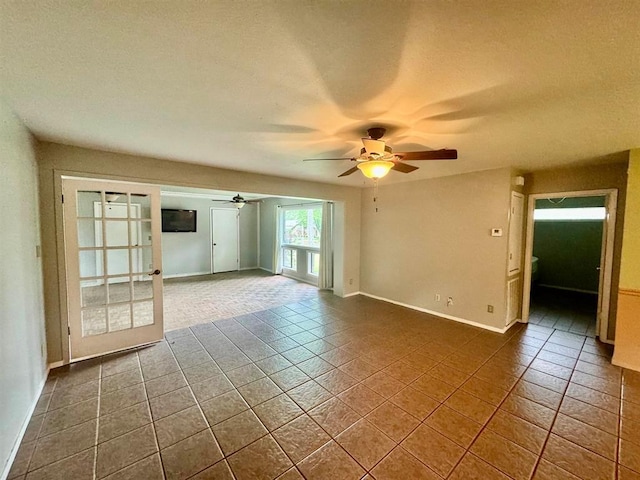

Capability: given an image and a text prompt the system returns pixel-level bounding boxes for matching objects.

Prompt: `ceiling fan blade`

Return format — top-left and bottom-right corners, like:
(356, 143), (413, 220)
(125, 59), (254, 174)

(338, 166), (360, 177)
(395, 149), (458, 161)
(303, 157), (354, 161)
(391, 162), (419, 174)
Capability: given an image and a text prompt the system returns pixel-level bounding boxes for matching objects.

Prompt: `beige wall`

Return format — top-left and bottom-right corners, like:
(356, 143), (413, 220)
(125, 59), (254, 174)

(613, 150), (640, 370)
(360, 168), (514, 331)
(524, 161), (628, 339)
(37, 142), (361, 363)
(0, 102), (47, 477)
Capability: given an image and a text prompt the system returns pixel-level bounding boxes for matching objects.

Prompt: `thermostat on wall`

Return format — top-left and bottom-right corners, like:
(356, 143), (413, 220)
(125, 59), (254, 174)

(491, 228), (503, 237)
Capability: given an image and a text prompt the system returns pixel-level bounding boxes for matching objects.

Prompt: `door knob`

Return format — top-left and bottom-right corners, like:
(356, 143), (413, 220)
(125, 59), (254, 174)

(148, 269), (161, 276)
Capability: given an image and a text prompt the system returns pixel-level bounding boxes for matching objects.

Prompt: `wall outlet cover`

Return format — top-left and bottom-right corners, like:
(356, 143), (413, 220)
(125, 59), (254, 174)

(491, 228), (503, 237)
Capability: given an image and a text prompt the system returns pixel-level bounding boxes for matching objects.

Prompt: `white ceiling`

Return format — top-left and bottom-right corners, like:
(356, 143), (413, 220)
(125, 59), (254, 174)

(1, 1), (639, 187)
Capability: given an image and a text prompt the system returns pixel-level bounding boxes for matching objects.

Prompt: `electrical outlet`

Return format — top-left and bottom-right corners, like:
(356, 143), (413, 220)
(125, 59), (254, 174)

(447, 297), (453, 307)
(435, 294), (441, 302)
(487, 305), (494, 313)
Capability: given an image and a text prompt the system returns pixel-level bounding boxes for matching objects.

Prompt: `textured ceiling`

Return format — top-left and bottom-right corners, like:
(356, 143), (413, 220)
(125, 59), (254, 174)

(1, 1), (639, 186)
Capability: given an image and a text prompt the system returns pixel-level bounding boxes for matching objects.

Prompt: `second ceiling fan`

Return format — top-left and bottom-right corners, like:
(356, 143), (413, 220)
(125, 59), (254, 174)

(211, 194), (260, 209)
(304, 127), (457, 179)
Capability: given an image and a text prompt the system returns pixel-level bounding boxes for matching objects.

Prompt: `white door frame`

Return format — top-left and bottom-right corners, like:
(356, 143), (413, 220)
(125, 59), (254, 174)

(210, 207), (240, 273)
(521, 188), (618, 343)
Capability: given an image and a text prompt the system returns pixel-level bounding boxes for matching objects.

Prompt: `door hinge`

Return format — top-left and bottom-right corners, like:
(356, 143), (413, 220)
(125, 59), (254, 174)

(67, 325), (71, 335)
(61, 194), (64, 203)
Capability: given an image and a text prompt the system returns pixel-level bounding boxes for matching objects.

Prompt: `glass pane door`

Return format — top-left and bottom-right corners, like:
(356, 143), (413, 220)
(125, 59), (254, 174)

(63, 179), (163, 359)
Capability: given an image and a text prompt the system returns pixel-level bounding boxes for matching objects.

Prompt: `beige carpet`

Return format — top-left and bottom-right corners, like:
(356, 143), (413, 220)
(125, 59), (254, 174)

(163, 269), (320, 331)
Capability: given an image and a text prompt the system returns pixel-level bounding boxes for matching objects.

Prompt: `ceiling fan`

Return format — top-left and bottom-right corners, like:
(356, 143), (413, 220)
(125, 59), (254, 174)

(304, 127), (457, 179)
(211, 194), (260, 209)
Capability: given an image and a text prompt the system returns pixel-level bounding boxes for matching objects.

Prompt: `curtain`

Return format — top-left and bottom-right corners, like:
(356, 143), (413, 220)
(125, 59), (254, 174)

(318, 202), (333, 289)
(273, 205), (283, 274)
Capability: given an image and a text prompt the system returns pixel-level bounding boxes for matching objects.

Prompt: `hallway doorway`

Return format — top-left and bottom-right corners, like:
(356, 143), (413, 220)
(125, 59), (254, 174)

(522, 190), (618, 343)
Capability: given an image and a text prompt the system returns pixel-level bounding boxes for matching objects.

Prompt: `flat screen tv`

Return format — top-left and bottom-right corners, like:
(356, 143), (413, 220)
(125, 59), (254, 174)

(161, 209), (197, 232)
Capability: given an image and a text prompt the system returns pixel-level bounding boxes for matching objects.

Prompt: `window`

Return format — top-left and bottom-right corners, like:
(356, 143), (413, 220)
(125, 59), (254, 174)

(534, 207), (606, 221)
(309, 252), (320, 276)
(282, 248), (297, 270)
(282, 206), (322, 247)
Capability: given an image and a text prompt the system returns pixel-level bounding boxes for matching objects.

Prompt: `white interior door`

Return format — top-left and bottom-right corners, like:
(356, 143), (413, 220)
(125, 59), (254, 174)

(211, 208), (239, 273)
(63, 178), (164, 360)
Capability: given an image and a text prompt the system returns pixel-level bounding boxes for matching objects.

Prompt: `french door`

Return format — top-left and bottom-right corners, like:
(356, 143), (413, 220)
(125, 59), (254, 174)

(62, 178), (164, 360)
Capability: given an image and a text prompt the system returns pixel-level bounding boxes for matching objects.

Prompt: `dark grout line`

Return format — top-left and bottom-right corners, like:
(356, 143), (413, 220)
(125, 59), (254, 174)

(523, 329), (580, 479)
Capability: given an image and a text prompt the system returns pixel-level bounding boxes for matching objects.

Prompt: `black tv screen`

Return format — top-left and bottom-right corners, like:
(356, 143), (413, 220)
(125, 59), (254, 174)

(162, 209), (197, 232)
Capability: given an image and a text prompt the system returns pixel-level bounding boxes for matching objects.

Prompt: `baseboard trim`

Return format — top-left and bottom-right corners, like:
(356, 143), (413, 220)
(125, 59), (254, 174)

(162, 271), (211, 280)
(341, 291), (361, 298)
(48, 360), (64, 369)
(239, 266), (259, 271)
(359, 291), (512, 334)
(281, 273), (319, 287)
(258, 267), (275, 274)
(538, 284), (598, 295)
(1, 366), (49, 480)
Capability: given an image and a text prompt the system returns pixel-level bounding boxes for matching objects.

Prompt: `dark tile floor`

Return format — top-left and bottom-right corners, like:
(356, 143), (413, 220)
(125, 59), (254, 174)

(8, 294), (640, 479)
(528, 286), (598, 337)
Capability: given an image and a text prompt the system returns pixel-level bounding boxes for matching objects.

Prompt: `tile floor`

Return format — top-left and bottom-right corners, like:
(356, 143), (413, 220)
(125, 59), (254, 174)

(528, 287), (598, 337)
(8, 294), (640, 480)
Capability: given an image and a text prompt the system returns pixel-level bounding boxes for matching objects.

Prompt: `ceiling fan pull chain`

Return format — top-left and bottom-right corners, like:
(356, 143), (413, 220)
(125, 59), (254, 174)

(373, 179), (379, 213)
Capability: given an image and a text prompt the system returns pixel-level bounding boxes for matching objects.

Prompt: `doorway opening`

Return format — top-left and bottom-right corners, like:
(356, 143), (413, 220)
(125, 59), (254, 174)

(522, 189), (618, 343)
(58, 177), (345, 364)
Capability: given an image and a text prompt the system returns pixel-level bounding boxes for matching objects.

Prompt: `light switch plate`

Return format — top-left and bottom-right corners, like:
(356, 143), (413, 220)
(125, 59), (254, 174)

(491, 228), (503, 237)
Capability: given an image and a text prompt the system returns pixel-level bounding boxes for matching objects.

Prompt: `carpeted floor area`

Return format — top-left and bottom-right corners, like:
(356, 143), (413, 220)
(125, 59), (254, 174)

(162, 270), (320, 331)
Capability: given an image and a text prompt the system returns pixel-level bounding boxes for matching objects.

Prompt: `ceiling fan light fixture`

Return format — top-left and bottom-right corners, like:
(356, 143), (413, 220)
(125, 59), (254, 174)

(234, 202), (245, 209)
(357, 160), (394, 179)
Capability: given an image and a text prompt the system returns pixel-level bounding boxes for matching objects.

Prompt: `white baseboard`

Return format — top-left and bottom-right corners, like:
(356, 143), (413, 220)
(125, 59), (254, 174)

(48, 360), (64, 369)
(239, 266), (259, 271)
(1, 366), (49, 480)
(341, 291), (361, 298)
(258, 267), (275, 274)
(359, 291), (513, 334)
(538, 284), (598, 295)
(162, 271), (211, 280)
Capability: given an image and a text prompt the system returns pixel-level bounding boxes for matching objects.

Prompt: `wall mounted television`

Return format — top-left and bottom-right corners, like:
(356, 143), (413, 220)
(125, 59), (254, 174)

(161, 209), (197, 232)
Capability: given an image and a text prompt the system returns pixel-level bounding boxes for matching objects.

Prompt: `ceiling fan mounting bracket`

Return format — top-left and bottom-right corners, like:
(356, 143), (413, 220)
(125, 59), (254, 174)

(367, 127), (386, 140)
